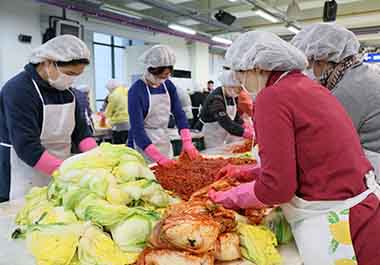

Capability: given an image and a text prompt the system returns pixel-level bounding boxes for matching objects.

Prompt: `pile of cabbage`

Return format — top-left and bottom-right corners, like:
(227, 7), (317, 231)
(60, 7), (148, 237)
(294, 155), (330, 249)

(12, 143), (180, 265)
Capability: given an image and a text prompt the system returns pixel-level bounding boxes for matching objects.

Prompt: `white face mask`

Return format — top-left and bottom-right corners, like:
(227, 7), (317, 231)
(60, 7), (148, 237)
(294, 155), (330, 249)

(46, 63), (76, 91)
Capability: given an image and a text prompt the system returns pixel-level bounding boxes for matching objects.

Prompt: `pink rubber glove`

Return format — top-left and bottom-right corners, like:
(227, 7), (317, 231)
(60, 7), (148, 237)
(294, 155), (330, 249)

(242, 127), (254, 139)
(144, 144), (176, 167)
(34, 150), (63, 176)
(215, 164), (261, 182)
(208, 181), (267, 210)
(242, 122), (251, 129)
(180, 129), (199, 160)
(79, 137), (97, 152)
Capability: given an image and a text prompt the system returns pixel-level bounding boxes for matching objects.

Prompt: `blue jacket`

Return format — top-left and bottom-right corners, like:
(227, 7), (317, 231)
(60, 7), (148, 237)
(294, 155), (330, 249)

(0, 63), (92, 167)
(127, 79), (189, 150)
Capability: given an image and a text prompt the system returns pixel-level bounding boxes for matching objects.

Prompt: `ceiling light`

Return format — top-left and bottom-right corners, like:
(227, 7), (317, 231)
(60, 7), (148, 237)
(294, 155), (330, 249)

(101, 4), (142, 19)
(125, 2), (152, 11)
(228, 0), (239, 2)
(211, 36), (233, 45)
(286, 0), (301, 20)
(287, 25), (301, 34)
(168, 24), (196, 35)
(178, 19), (200, 26)
(255, 9), (280, 23)
(232, 10), (258, 19)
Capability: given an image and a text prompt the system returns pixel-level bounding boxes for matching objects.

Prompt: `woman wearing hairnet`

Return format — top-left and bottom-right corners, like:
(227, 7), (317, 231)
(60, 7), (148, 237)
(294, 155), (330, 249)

(209, 31), (380, 265)
(0, 35), (97, 201)
(199, 70), (254, 149)
(104, 79), (129, 144)
(127, 45), (199, 166)
(292, 23), (380, 178)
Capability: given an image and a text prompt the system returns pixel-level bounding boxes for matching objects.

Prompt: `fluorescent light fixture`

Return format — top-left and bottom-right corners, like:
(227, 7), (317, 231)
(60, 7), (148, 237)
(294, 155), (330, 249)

(212, 36), (233, 45)
(228, 0), (239, 2)
(255, 9), (280, 23)
(125, 2), (152, 11)
(178, 19), (200, 26)
(232, 10), (257, 19)
(287, 25), (301, 34)
(101, 4), (142, 19)
(168, 24), (196, 35)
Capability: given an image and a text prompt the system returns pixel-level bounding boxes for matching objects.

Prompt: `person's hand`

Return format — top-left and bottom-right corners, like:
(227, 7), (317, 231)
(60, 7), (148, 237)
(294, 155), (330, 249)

(180, 129), (199, 160)
(215, 164), (261, 182)
(157, 157), (176, 168)
(243, 127), (254, 139)
(182, 142), (199, 160)
(144, 144), (175, 167)
(208, 181), (266, 210)
(242, 122), (251, 129)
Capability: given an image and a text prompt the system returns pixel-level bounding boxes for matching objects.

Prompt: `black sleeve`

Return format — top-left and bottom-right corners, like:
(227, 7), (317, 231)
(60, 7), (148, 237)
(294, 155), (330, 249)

(3, 83), (45, 167)
(234, 111), (244, 125)
(202, 93), (245, 137)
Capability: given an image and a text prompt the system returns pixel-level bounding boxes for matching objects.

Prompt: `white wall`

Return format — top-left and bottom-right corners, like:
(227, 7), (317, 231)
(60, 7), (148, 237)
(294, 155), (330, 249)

(0, 0), (215, 98)
(0, 0), (42, 87)
(209, 53), (226, 88)
(190, 42), (210, 92)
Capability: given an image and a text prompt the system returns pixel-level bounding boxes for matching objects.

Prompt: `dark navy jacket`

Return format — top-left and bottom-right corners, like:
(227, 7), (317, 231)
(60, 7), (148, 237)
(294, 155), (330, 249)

(127, 79), (189, 150)
(0, 63), (92, 167)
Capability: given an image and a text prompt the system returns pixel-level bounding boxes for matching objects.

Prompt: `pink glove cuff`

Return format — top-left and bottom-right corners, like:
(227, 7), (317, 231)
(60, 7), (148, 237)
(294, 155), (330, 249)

(242, 122), (251, 129)
(209, 181), (267, 210)
(79, 137), (97, 152)
(243, 164), (261, 177)
(34, 151), (63, 176)
(235, 181), (267, 209)
(144, 144), (167, 163)
(243, 128), (254, 139)
(180, 129), (192, 143)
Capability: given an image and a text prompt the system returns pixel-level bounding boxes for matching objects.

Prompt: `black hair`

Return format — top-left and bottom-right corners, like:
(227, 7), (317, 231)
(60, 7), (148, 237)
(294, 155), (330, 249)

(148, 66), (174, 75)
(207, 80), (214, 84)
(56, 58), (90, 67)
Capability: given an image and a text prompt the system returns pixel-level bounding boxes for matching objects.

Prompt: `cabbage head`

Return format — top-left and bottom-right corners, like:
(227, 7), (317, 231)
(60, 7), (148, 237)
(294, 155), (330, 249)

(78, 224), (132, 265)
(238, 223), (282, 265)
(110, 208), (161, 252)
(25, 223), (84, 265)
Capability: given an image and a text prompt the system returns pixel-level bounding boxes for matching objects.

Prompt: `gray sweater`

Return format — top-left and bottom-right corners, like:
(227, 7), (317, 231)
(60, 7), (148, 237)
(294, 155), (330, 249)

(333, 63), (380, 153)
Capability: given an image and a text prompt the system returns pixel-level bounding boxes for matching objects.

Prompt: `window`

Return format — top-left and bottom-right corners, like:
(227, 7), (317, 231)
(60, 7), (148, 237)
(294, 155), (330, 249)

(93, 33), (126, 111)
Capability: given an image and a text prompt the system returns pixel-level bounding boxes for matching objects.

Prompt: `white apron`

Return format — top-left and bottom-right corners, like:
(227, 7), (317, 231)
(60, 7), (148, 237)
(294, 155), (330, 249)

(281, 171), (379, 265)
(137, 81), (173, 162)
(10, 79), (75, 200)
(364, 149), (380, 182)
(266, 71), (379, 265)
(203, 88), (239, 149)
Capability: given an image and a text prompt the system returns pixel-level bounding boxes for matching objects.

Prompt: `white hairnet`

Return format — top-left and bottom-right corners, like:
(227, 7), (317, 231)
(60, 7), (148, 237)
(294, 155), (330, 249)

(106, 79), (121, 92)
(77, 84), (90, 93)
(30, 35), (90, 64)
(219, 70), (241, 87)
(291, 23), (359, 63)
(139, 45), (176, 68)
(225, 31), (308, 72)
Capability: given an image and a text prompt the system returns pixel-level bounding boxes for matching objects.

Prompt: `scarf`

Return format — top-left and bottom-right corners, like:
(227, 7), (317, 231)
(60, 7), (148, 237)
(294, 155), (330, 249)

(319, 56), (360, 91)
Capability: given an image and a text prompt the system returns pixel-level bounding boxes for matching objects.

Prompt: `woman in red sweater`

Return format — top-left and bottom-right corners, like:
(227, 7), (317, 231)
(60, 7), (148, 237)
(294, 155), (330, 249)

(209, 31), (380, 265)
